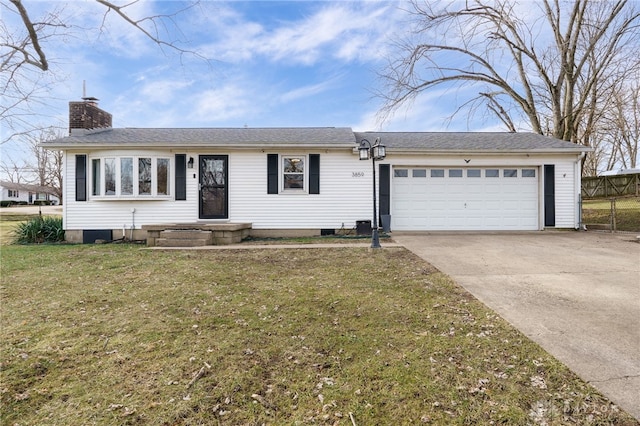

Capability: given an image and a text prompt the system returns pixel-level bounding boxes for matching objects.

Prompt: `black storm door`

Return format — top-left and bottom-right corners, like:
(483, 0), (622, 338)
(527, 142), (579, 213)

(199, 155), (228, 219)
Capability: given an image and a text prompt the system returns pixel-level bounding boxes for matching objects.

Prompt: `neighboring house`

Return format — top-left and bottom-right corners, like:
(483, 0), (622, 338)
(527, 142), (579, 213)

(43, 100), (590, 243)
(0, 181), (59, 205)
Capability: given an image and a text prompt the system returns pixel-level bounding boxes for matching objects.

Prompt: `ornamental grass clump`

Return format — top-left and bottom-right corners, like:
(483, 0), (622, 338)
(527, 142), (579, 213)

(13, 215), (64, 244)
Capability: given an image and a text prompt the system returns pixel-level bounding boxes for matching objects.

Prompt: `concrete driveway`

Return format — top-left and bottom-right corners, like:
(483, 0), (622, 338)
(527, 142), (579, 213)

(392, 231), (640, 420)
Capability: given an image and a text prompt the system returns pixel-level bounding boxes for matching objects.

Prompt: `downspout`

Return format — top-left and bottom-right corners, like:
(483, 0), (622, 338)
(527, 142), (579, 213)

(130, 208), (136, 240)
(575, 152), (586, 230)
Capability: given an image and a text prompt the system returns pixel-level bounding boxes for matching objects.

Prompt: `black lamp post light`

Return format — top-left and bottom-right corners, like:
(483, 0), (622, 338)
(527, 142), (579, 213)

(358, 137), (386, 248)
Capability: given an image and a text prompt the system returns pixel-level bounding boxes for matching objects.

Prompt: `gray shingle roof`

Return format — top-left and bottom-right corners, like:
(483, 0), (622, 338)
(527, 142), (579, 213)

(354, 132), (589, 152)
(42, 127), (590, 153)
(43, 127), (357, 148)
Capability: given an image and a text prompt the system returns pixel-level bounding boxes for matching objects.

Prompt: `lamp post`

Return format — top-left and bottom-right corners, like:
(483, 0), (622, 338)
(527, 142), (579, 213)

(358, 137), (386, 248)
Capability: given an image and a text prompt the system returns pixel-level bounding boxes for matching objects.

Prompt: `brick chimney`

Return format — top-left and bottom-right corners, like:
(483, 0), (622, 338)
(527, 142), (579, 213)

(69, 97), (112, 134)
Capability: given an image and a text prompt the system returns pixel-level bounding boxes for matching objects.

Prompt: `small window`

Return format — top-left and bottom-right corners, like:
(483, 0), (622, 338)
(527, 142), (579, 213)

(8, 190), (18, 197)
(105, 158), (116, 195)
(394, 169), (409, 177)
(449, 169), (463, 178)
(412, 169), (426, 178)
(485, 169), (499, 178)
(121, 158), (133, 195)
(431, 169), (445, 178)
(467, 169), (481, 178)
(504, 169), (518, 178)
(138, 158), (152, 195)
(157, 158), (170, 195)
(522, 169), (536, 177)
(92, 159), (101, 196)
(283, 157), (304, 189)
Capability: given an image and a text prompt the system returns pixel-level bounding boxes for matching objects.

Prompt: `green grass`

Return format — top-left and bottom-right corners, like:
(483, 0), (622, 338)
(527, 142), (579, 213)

(1, 245), (636, 425)
(0, 214), (34, 246)
(582, 197), (640, 232)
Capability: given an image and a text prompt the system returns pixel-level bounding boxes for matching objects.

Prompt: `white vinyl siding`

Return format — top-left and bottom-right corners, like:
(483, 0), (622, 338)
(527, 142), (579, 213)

(65, 150), (197, 231)
(62, 150), (583, 233)
(554, 160), (579, 228)
(64, 150), (372, 231)
(385, 153), (583, 231)
(230, 151), (370, 229)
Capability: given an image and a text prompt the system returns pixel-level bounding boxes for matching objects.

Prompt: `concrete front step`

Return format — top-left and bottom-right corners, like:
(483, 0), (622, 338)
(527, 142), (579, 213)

(144, 223), (252, 247)
(160, 230), (212, 240)
(156, 238), (211, 247)
(157, 230), (212, 247)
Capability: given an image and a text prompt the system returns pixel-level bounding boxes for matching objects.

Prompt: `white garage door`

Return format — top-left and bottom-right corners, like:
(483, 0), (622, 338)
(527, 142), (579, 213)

(392, 167), (539, 231)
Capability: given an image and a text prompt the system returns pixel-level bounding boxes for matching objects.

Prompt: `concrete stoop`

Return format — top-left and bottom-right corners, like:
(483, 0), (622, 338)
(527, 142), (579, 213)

(144, 223), (252, 247)
(156, 230), (212, 247)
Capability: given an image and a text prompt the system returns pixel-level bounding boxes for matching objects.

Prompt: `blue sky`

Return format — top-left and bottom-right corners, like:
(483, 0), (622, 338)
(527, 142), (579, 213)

(1, 1), (504, 166)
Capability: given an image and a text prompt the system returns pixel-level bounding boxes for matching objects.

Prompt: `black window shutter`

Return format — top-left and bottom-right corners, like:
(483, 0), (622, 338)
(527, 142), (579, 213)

(309, 154), (320, 194)
(267, 154), (278, 194)
(75, 155), (87, 201)
(379, 164), (390, 217)
(175, 154), (187, 201)
(544, 165), (555, 227)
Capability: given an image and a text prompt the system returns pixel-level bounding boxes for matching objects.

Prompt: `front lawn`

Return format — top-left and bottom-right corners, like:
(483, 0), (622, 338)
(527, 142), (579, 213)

(0, 213), (33, 246)
(1, 245), (636, 425)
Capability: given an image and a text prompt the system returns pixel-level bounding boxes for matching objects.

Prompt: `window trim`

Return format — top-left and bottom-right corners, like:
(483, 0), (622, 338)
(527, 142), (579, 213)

(281, 154), (308, 193)
(89, 155), (173, 199)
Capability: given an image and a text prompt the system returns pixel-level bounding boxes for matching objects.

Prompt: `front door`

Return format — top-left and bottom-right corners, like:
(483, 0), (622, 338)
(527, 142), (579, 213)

(199, 155), (228, 219)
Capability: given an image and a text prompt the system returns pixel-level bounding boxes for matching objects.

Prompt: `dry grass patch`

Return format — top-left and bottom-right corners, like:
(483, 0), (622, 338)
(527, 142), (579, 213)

(1, 245), (636, 425)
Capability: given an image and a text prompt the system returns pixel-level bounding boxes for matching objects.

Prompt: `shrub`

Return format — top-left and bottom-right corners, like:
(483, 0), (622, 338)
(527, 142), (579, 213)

(0, 201), (14, 207)
(33, 200), (52, 206)
(13, 216), (65, 244)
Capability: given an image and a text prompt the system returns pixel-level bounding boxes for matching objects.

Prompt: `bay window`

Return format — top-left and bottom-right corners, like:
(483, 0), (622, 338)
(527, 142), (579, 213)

(90, 156), (171, 198)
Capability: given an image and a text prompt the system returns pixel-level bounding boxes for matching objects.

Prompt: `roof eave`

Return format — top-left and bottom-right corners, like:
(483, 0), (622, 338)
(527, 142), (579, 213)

(383, 147), (593, 155)
(42, 142), (357, 150)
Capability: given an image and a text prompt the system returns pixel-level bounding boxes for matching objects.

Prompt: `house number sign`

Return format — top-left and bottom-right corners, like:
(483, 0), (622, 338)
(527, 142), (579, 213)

(352, 171), (365, 178)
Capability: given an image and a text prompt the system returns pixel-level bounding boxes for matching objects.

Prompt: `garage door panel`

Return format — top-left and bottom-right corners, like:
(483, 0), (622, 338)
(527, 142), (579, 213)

(392, 167), (539, 231)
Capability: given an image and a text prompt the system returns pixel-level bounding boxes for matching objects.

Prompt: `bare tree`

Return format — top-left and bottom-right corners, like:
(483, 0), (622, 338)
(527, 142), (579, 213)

(608, 80), (639, 169)
(379, 0), (640, 173)
(23, 128), (64, 203)
(0, 157), (28, 183)
(1, 0), (207, 144)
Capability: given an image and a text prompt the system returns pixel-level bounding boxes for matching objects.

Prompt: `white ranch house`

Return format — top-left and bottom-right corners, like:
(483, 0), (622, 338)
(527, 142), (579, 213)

(43, 101), (589, 245)
(0, 181), (59, 206)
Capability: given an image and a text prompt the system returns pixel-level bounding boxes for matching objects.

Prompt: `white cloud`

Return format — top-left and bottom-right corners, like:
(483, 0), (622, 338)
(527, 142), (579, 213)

(279, 77), (341, 103)
(138, 80), (194, 105)
(199, 2), (396, 66)
(191, 84), (258, 123)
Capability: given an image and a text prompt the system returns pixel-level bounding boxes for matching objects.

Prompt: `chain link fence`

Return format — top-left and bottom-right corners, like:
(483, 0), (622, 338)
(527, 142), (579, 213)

(582, 196), (640, 233)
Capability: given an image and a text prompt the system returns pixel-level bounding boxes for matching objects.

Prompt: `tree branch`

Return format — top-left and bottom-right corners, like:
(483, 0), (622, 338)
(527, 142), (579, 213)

(8, 0), (48, 70)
